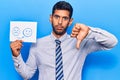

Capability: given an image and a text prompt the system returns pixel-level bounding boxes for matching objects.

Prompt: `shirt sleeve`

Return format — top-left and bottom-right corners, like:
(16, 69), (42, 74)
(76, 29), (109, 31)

(12, 44), (37, 79)
(83, 27), (118, 54)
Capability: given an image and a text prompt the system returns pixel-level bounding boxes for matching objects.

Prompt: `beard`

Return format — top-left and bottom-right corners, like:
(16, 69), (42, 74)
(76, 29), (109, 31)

(52, 24), (68, 35)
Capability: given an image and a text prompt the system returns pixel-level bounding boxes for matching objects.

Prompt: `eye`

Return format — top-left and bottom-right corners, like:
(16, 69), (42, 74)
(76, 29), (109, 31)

(63, 17), (69, 21)
(53, 15), (59, 19)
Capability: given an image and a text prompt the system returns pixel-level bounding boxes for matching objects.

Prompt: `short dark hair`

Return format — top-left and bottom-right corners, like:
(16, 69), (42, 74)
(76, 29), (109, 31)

(52, 1), (73, 18)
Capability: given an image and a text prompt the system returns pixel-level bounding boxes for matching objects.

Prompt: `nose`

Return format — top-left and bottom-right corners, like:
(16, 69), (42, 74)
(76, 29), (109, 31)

(58, 18), (63, 24)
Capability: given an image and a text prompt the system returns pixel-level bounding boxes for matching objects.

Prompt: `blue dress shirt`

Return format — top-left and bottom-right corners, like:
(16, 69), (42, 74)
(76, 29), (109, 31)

(12, 27), (118, 80)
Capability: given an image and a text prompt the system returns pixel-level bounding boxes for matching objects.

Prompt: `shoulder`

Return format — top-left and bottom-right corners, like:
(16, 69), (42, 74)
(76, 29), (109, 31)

(31, 35), (51, 48)
(37, 35), (51, 42)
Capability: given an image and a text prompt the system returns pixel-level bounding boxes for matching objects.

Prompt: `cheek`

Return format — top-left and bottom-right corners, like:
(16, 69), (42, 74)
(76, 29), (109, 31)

(52, 19), (58, 24)
(51, 20), (58, 27)
(63, 21), (69, 27)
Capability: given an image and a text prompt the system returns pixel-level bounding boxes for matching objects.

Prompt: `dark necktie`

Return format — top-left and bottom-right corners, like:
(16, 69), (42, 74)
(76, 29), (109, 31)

(55, 39), (64, 80)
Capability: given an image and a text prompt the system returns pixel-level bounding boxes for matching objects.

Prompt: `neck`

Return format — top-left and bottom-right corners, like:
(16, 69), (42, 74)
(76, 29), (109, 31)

(52, 32), (65, 38)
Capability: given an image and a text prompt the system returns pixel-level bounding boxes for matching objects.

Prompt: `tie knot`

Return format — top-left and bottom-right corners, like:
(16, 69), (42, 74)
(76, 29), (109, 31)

(55, 39), (61, 45)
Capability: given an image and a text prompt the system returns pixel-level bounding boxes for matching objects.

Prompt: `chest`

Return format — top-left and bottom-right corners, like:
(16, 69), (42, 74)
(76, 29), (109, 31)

(35, 40), (80, 68)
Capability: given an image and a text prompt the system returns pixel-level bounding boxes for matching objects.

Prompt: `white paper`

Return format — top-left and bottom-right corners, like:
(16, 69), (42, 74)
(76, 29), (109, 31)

(10, 21), (37, 43)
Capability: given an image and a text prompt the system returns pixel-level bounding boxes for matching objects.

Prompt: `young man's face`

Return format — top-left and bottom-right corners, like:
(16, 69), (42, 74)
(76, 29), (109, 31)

(50, 10), (73, 36)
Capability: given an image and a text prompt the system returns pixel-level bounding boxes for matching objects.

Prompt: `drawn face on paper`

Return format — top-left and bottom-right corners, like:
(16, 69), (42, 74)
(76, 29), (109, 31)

(23, 28), (32, 37)
(12, 27), (20, 36)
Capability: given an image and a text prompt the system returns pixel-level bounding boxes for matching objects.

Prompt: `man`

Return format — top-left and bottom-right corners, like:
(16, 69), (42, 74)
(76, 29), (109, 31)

(10, 1), (118, 80)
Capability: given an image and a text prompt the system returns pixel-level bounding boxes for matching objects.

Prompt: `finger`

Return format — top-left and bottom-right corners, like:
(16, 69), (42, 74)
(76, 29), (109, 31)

(16, 40), (23, 45)
(11, 42), (22, 49)
(72, 29), (80, 34)
(71, 31), (79, 35)
(71, 27), (80, 37)
(76, 32), (85, 48)
(15, 39), (22, 42)
(10, 40), (23, 52)
(76, 29), (89, 49)
(76, 40), (82, 49)
(11, 44), (22, 53)
(71, 34), (77, 37)
(71, 29), (79, 37)
(71, 31), (78, 37)
(73, 24), (81, 32)
(75, 24), (81, 30)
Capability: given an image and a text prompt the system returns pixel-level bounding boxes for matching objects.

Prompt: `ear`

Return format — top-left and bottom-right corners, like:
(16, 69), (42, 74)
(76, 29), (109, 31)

(49, 15), (53, 23)
(68, 18), (73, 26)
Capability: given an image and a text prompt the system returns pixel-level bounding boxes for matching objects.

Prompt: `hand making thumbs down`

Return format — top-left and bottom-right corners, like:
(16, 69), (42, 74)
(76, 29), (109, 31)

(71, 23), (90, 49)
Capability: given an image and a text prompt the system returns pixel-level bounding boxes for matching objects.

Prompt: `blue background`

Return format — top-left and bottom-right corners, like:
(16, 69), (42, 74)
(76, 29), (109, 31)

(0, 0), (119, 80)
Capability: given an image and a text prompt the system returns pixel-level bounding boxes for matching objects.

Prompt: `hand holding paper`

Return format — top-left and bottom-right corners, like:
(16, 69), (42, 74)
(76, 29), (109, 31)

(10, 40), (23, 57)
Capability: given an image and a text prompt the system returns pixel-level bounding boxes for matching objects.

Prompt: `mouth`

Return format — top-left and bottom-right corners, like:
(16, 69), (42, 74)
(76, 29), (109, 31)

(53, 25), (67, 35)
(56, 25), (64, 30)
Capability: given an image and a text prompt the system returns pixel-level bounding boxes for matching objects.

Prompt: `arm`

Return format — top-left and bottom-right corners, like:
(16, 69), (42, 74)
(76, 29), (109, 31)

(10, 40), (37, 79)
(85, 27), (118, 53)
(71, 23), (118, 52)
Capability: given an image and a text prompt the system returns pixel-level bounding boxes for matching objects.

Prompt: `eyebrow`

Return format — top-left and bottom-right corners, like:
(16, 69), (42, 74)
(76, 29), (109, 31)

(53, 14), (69, 18)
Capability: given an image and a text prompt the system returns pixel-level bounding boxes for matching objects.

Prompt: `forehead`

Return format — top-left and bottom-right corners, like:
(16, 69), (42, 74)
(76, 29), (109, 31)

(53, 10), (70, 17)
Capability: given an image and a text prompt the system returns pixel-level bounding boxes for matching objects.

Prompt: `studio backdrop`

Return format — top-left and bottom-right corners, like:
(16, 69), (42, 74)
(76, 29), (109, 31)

(0, 0), (120, 80)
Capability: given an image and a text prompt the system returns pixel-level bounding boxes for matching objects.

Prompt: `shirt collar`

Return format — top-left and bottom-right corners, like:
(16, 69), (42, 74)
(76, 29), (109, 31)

(50, 32), (69, 43)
